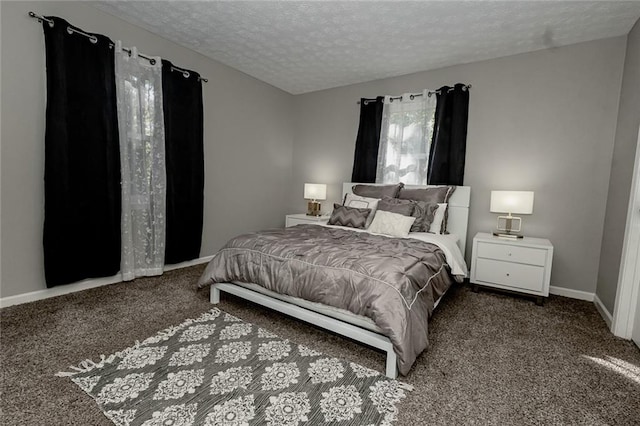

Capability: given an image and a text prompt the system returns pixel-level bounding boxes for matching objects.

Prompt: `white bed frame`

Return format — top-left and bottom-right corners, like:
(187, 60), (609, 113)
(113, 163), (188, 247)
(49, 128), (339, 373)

(210, 183), (471, 378)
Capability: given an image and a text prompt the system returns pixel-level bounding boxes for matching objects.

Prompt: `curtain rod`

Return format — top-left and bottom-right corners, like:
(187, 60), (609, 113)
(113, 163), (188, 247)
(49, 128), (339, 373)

(357, 84), (471, 105)
(28, 11), (208, 83)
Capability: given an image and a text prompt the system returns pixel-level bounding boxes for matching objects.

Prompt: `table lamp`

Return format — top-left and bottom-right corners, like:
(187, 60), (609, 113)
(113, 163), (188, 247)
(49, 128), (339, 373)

(490, 190), (534, 239)
(304, 183), (326, 216)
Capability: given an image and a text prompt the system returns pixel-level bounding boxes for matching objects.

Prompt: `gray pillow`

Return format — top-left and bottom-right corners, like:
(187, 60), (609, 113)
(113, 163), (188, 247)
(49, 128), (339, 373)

(327, 203), (371, 229)
(343, 193), (379, 229)
(411, 202), (439, 233)
(377, 197), (438, 232)
(377, 196), (415, 217)
(352, 183), (404, 199)
(398, 186), (456, 232)
(398, 186), (456, 203)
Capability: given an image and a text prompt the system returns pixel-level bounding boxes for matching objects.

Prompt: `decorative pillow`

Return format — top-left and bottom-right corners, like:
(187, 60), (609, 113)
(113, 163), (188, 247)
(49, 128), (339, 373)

(352, 183), (404, 199)
(399, 186), (456, 232)
(411, 201), (440, 233)
(376, 196), (415, 217)
(428, 203), (448, 234)
(398, 186), (456, 203)
(367, 210), (416, 238)
(327, 203), (371, 229)
(377, 197), (438, 233)
(343, 193), (379, 228)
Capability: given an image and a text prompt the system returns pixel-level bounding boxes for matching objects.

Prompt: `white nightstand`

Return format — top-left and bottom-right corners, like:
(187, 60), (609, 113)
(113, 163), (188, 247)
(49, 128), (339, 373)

(285, 213), (330, 227)
(470, 232), (553, 305)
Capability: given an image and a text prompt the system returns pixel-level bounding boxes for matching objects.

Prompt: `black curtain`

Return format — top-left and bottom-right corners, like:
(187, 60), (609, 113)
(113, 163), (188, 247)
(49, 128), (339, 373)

(162, 60), (204, 264)
(42, 17), (121, 287)
(351, 97), (384, 183)
(427, 83), (470, 185)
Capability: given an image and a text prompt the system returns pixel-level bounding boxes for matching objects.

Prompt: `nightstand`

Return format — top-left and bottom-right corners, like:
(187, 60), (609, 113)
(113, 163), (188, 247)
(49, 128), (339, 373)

(285, 213), (330, 227)
(470, 232), (553, 305)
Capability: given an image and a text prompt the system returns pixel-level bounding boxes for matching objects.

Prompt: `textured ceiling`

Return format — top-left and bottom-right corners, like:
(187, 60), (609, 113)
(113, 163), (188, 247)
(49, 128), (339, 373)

(94, 1), (640, 94)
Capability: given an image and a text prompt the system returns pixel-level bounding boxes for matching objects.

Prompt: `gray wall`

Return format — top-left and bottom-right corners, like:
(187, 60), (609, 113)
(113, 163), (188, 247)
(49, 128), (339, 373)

(0, 2), (294, 298)
(597, 19), (640, 313)
(0, 2), (633, 301)
(291, 37), (626, 294)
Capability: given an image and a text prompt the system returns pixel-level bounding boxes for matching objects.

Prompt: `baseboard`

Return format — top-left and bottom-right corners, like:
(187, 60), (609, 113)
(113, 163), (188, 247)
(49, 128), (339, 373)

(0, 269), (606, 310)
(0, 255), (214, 309)
(593, 294), (613, 329)
(163, 255), (213, 272)
(549, 286), (595, 301)
(540, 286), (613, 328)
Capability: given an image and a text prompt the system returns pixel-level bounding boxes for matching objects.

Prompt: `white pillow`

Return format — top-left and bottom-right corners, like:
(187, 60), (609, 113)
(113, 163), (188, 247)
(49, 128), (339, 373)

(344, 193), (379, 228)
(429, 203), (448, 234)
(367, 210), (416, 238)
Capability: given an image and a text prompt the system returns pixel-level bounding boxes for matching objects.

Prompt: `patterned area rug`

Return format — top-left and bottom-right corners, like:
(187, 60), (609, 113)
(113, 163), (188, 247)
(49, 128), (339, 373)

(57, 308), (412, 425)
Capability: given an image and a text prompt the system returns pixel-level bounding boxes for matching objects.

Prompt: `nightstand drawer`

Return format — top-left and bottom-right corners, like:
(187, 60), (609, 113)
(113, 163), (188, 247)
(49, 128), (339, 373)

(476, 241), (547, 266)
(474, 258), (545, 292)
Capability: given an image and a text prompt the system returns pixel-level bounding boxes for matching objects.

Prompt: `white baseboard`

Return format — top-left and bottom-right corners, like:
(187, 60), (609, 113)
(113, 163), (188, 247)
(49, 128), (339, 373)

(164, 255), (213, 272)
(593, 294), (613, 329)
(535, 286), (614, 329)
(549, 286), (595, 301)
(0, 255), (213, 309)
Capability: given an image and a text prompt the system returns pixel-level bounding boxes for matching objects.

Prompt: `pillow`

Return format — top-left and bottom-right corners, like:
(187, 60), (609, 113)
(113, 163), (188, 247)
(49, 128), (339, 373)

(399, 186), (456, 232)
(377, 196), (415, 217)
(411, 201), (439, 233)
(398, 186), (456, 203)
(428, 203), (448, 234)
(327, 203), (371, 229)
(343, 193), (379, 228)
(352, 183), (404, 199)
(367, 210), (416, 238)
(377, 197), (438, 233)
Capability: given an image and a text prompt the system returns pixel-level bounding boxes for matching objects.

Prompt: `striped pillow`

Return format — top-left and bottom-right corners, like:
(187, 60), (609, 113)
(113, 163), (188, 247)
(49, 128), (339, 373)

(327, 204), (371, 229)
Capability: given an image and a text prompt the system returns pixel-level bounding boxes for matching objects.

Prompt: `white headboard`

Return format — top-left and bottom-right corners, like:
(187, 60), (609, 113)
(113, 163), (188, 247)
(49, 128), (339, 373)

(343, 183), (471, 255)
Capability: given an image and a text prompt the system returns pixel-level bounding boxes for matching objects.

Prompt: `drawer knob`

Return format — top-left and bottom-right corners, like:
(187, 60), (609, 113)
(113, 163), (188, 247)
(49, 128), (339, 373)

(506, 273), (510, 277)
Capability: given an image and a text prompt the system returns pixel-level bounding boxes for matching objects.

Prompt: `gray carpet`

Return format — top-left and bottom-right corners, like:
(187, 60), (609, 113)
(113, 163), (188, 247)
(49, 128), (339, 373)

(1, 265), (639, 425)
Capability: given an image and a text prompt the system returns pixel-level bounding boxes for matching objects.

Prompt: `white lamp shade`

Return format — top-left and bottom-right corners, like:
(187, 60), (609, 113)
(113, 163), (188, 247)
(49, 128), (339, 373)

(304, 183), (327, 200)
(490, 191), (534, 214)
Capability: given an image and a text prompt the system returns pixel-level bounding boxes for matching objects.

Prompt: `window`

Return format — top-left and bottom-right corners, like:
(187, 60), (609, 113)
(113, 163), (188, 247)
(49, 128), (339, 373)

(376, 91), (436, 185)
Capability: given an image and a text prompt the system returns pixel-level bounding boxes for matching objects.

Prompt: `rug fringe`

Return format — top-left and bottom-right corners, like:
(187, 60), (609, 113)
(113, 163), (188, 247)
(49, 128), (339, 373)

(55, 354), (110, 377)
(55, 341), (142, 377)
(397, 381), (414, 391)
(55, 311), (217, 378)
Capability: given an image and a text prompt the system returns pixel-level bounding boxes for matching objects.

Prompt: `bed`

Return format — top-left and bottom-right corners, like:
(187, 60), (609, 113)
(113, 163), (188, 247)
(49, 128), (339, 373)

(198, 183), (470, 378)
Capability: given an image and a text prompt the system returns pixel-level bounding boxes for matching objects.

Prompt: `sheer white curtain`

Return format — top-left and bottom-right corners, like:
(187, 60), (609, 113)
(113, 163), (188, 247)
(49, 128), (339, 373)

(376, 90), (436, 185)
(114, 42), (166, 281)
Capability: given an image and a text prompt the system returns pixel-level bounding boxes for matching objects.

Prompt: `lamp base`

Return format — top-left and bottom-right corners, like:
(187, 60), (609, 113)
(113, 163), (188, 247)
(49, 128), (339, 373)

(306, 201), (322, 216)
(493, 231), (524, 239)
(496, 215), (522, 233)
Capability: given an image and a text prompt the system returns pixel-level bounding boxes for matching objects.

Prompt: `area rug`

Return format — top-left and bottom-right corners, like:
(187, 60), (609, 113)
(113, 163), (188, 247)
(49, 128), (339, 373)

(57, 308), (412, 425)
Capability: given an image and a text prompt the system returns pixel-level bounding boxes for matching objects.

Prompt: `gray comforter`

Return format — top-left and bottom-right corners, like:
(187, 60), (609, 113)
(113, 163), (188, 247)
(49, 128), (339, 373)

(197, 224), (453, 375)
